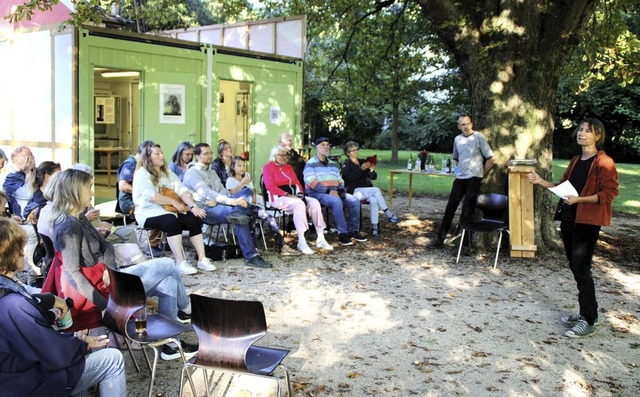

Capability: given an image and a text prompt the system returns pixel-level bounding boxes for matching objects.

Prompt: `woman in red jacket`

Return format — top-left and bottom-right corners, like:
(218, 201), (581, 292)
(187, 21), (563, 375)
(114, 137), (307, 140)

(529, 118), (619, 338)
(263, 146), (331, 255)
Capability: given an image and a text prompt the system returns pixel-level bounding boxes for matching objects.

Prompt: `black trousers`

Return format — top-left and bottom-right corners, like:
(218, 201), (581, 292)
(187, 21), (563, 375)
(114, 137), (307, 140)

(560, 222), (601, 325)
(144, 212), (203, 238)
(436, 177), (482, 240)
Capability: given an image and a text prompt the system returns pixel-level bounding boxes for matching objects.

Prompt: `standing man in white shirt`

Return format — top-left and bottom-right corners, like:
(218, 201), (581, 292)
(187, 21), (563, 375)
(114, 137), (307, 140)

(428, 115), (495, 248)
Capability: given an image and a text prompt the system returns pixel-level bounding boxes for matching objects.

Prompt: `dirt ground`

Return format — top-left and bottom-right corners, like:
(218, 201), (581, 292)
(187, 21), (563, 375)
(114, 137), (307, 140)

(123, 193), (640, 397)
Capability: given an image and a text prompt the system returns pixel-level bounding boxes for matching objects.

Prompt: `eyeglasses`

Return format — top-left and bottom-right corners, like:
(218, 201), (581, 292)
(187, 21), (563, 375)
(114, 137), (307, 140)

(349, 149), (359, 153)
(276, 153), (288, 158)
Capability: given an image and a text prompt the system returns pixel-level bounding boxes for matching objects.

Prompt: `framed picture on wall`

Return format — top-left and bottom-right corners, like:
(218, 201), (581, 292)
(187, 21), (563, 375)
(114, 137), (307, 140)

(95, 96), (115, 124)
(159, 84), (185, 124)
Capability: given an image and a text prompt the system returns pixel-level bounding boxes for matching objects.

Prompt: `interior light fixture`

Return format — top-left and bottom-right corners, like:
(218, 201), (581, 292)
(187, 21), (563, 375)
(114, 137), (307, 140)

(101, 71), (140, 78)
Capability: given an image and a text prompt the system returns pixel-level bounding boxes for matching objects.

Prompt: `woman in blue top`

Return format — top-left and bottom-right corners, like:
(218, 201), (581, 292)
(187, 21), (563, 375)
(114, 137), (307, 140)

(168, 141), (194, 181)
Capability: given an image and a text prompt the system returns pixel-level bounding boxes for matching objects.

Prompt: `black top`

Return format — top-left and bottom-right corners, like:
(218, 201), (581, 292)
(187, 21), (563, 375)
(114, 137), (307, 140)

(341, 158), (377, 194)
(561, 155), (595, 223)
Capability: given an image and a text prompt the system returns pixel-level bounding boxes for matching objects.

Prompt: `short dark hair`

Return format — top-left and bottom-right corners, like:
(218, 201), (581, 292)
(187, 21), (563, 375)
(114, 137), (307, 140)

(193, 143), (211, 156)
(573, 118), (606, 149)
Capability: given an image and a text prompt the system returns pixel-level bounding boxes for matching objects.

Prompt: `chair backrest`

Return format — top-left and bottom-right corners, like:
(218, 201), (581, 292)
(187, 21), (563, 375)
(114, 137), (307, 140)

(476, 193), (508, 222)
(114, 182), (124, 214)
(105, 267), (146, 337)
(190, 294), (267, 371)
(259, 174), (274, 209)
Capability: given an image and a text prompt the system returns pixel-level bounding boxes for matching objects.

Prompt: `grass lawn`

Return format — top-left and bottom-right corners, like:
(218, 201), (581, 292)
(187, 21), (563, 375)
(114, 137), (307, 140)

(353, 149), (640, 216)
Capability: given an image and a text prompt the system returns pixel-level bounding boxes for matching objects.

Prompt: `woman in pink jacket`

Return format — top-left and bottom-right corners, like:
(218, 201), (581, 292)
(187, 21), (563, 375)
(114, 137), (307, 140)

(529, 118), (619, 339)
(262, 146), (331, 255)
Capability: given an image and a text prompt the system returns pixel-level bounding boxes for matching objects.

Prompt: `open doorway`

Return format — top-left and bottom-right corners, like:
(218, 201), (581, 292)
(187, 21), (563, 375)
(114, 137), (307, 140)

(218, 80), (252, 157)
(93, 67), (140, 187)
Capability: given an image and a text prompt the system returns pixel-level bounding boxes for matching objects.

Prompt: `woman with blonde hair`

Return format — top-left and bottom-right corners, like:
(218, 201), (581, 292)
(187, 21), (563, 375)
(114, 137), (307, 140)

(133, 143), (216, 274)
(50, 169), (197, 359)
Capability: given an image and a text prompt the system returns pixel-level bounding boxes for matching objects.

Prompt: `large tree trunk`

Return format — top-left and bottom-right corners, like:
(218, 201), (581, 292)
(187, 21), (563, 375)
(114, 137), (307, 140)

(418, 0), (599, 252)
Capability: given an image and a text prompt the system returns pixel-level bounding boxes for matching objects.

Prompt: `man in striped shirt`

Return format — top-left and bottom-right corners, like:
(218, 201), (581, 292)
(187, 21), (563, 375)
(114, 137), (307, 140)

(303, 137), (367, 246)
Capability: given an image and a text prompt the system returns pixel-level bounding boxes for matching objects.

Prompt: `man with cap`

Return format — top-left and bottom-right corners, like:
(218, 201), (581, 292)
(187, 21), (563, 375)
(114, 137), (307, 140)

(303, 137), (367, 245)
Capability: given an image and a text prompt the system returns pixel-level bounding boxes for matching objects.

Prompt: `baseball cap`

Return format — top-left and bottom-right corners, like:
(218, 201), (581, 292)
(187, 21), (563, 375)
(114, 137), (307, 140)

(314, 137), (330, 146)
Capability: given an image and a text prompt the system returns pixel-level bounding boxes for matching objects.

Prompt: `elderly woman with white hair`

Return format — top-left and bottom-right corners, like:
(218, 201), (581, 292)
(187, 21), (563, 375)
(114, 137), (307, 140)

(262, 145), (332, 254)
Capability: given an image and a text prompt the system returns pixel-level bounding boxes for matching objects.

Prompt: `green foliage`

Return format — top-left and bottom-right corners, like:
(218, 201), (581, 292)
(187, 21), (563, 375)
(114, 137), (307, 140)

(5, 0), (59, 23)
(556, 1), (640, 162)
(6, 0), (257, 32)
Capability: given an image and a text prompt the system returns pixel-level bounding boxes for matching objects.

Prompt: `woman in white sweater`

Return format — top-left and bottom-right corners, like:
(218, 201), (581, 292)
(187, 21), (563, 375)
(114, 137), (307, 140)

(133, 144), (216, 275)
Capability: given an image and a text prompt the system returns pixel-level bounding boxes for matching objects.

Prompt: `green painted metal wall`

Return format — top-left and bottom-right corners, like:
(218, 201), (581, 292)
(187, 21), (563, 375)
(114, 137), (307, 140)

(78, 29), (206, 170)
(78, 29), (303, 179)
(211, 50), (303, 176)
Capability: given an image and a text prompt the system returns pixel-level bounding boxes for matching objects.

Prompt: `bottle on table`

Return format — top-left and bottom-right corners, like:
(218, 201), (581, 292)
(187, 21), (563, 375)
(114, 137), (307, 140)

(407, 154), (413, 171)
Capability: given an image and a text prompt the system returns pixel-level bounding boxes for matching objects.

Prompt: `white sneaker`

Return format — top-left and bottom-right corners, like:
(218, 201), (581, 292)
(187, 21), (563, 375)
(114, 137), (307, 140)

(316, 239), (334, 250)
(297, 243), (315, 255)
(197, 257), (217, 271)
(177, 260), (198, 275)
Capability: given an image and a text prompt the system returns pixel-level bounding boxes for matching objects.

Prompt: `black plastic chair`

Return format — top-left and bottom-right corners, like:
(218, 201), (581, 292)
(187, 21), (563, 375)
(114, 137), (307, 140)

(104, 267), (195, 397)
(456, 193), (510, 269)
(180, 294), (292, 397)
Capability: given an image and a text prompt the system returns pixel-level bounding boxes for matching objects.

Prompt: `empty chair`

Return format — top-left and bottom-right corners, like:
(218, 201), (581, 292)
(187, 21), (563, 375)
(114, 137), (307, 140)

(456, 193), (510, 269)
(180, 294), (292, 397)
(104, 267), (195, 397)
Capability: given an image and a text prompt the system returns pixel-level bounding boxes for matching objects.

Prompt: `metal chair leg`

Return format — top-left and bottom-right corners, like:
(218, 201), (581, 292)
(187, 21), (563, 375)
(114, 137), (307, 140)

(456, 229), (466, 264)
(146, 346), (160, 397)
(494, 231), (503, 269)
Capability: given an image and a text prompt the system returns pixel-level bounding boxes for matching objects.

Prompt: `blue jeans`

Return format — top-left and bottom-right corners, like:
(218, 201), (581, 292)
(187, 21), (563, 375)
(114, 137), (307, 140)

(71, 348), (126, 396)
(203, 189), (258, 261)
(122, 258), (189, 321)
(306, 191), (360, 234)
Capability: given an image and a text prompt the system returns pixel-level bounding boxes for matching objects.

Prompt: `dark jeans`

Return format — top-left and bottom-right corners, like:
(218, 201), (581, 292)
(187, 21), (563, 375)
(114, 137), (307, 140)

(436, 177), (482, 240)
(560, 222), (601, 325)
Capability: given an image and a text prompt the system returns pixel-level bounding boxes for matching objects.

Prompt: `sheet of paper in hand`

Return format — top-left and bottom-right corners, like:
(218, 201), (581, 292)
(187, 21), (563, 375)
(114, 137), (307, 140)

(548, 180), (578, 199)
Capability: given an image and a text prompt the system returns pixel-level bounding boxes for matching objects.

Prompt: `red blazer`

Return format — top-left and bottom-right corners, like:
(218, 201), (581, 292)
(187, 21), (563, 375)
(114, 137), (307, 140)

(560, 150), (618, 226)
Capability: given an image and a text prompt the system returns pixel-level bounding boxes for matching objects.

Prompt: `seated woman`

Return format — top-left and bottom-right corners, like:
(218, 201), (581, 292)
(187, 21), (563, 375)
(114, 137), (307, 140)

(1, 191), (41, 292)
(168, 141), (194, 181)
(0, 217), (127, 396)
(23, 161), (61, 224)
(263, 146), (332, 254)
(341, 141), (398, 238)
(70, 163), (146, 268)
(211, 139), (233, 185)
(133, 143), (216, 274)
(227, 155), (298, 255)
(49, 169), (197, 360)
